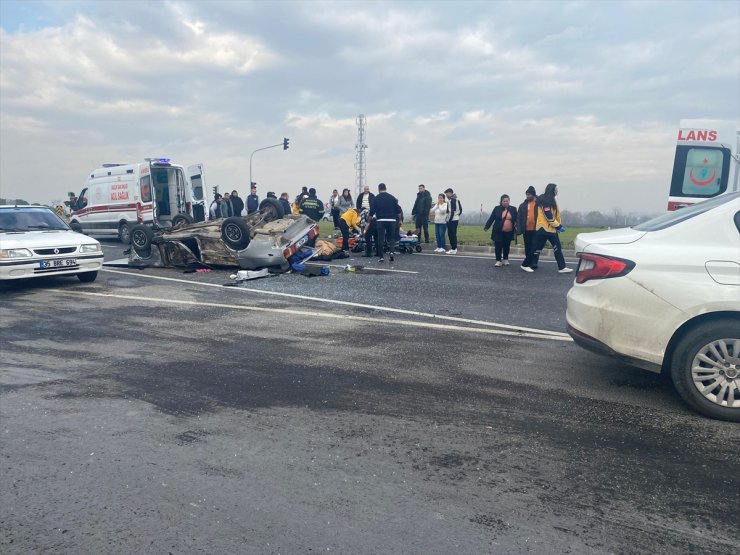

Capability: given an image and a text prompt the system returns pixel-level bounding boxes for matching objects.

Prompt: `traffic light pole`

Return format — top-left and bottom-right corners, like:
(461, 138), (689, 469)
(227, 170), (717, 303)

(249, 138), (289, 189)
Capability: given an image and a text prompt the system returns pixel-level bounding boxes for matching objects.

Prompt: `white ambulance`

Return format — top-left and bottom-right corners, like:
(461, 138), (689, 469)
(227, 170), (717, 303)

(69, 158), (209, 242)
(667, 119), (739, 210)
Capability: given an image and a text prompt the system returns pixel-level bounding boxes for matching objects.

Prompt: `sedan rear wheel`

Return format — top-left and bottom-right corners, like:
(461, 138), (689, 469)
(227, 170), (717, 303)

(671, 319), (740, 422)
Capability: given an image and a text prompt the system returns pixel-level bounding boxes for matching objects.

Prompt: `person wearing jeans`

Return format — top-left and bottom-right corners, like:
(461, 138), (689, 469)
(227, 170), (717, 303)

(430, 193), (449, 252)
(444, 187), (462, 254)
(484, 194), (518, 267)
(527, 183), (573, 273)
(517, 186), (538, 270)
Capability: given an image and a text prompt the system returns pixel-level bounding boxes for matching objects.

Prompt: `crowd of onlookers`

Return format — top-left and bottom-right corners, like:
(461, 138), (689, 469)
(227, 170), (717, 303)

(210, 181), (572, 272)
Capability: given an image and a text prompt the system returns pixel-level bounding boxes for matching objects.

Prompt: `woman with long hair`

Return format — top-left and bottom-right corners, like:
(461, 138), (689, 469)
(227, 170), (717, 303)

(338, 188), (353, 215)
(526, 183), (572, 273)
(483, 194), (518, 267)
(430, 193), (449, 252)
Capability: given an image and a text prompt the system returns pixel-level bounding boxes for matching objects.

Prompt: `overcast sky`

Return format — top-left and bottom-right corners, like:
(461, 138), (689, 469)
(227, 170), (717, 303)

(1, 0), (738, 213)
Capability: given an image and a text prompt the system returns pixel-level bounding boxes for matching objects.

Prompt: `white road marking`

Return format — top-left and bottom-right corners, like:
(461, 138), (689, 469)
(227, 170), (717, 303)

(47, 289), (572, 342)
(417, 252), (577, 263)
(100, 268), (571, 338)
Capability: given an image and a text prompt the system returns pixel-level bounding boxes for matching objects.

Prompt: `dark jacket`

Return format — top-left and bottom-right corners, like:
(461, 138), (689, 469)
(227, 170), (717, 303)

(356, 192), (375, 211)
(516, 199), (536, 235)
(279, 198), (292, 215)
(300, 195), (325, 222)
(411, 190), (432, 217)
(369, 192), (399, 221)
(247, 194), (259, 213)
(230, 195), (244, 216)
(484, 205), (518, 237)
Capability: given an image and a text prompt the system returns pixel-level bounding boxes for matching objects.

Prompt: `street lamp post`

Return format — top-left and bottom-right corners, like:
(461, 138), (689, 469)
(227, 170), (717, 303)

(249, 138), (290, 189)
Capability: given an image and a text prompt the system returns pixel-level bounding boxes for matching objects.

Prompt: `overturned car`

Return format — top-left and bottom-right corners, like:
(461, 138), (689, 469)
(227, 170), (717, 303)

(127, 199), (318, 271)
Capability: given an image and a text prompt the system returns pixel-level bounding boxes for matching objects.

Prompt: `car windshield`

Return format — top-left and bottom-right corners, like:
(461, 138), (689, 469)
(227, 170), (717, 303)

(0, 208), (70, 232)
(633, 192), (740, 232)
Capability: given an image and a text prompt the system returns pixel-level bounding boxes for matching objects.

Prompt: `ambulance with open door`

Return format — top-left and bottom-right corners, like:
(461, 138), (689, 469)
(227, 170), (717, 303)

(667, 119), (739, 210)
(69, 158), (209, 242)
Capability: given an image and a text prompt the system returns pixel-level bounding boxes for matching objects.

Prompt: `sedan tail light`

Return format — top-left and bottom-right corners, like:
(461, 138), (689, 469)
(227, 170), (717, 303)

(576, 253), (635, 284)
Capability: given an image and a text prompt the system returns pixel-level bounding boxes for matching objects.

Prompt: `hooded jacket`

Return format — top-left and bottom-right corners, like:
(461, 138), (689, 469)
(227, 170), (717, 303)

(447, 194), (462, 222)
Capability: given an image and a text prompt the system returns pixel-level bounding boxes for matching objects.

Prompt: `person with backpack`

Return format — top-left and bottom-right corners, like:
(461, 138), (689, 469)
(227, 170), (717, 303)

(484, 194), (518, 267)
(430, 193), (449, 253)
(444, 188), (462, 254)
(517, 186), (538, 271)
(526, 183), (573, 273)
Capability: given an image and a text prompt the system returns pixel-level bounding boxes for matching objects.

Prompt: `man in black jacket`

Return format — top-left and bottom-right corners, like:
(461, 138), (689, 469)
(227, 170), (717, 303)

(356, 185), (375, 212)
(230, 190), (244, 217)
(369, 183), (399, 262)
(517, 186), (538, 271)
(299, 188), (325, 222)
(411, 184), (432, 243)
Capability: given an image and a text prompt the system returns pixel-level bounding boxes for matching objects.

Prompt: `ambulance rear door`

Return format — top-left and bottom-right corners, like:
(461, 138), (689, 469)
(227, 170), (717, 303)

(187, 164), (208, 222)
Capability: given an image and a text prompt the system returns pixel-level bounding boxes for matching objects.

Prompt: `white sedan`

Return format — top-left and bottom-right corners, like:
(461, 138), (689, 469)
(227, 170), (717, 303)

(567, 192), (740, 422)
(0, 205), (103, 282)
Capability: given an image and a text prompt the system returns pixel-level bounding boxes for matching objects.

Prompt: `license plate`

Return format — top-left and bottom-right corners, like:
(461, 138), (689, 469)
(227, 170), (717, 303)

(40, 258), (77, 269)
(295, 234), (309, 249)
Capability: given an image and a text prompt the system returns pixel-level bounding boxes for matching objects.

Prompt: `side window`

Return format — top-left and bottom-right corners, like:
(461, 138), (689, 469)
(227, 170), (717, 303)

(78, 188), (88, 209)
(681, 148), (724, 196)
(734, 211), (740, 234)
(140, 175), (152, 202)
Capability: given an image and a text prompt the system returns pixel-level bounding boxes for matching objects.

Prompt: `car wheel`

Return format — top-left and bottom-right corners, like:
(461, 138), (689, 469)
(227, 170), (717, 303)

(220, 217), (251, 250)
(670, 318), (740, 422)
(130, 224), (154, 257)
(172, 213), (195, 228)
(259, 198), (285, 222)
(118, 222), (131, 243)
(70, 221), (83, 234)
(77, 271), (98, 283)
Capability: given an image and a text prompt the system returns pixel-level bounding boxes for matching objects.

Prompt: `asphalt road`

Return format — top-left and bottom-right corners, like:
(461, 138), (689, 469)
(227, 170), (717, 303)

(1, 242), (738, 554)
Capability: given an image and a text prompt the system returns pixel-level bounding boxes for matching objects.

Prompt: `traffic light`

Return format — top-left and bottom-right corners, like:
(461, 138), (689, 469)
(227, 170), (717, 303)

(283, 137), (290, 150)
(212, 186), (219, 196)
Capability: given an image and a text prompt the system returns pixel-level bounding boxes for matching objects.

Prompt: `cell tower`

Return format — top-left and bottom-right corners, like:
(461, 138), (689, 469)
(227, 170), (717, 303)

(354, 114), (367, 198)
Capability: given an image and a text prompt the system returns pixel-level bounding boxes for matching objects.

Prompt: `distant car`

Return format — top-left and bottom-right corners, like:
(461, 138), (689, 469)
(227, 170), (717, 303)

(128, 198), (318, 271)
(567, 192), (740, 422)
(0, 205), (103, 282)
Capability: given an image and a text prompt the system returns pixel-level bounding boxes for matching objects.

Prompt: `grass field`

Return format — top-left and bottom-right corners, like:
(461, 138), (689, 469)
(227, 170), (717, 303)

(318, 221), (605, 249)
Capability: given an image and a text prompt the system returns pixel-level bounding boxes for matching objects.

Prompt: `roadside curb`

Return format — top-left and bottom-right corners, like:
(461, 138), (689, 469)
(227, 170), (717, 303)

(428, 244), (577, 258)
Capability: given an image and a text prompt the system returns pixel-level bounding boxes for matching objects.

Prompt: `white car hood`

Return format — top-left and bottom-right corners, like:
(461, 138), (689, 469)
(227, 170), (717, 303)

(574, 227), (646, 253)
(0, 230), (94, 249)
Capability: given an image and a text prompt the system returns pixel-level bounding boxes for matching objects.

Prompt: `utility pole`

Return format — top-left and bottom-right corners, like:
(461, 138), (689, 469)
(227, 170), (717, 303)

(250, 138), (289, 189)
(354, 115), (367, 198)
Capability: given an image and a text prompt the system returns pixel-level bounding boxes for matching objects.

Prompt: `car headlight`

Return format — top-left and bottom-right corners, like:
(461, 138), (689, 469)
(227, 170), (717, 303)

(0, 248), (33, 258)
(79, 243), (101, 253)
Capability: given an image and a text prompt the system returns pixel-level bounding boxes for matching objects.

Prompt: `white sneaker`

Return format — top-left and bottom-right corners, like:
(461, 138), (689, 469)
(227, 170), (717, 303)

(436, 248), (445, 253)
(521, 265), (534, 273)
(503, 260), (510, 266)
(494, 261), (502, 267)
(558, 267), (574, 273)
(446, 249), (457, 254)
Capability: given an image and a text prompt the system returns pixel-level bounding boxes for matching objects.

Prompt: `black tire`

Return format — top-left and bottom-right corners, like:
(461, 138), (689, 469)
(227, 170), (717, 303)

(130, 224), (154, 257)
(221, 217), (251, 250)
(77, 271), (98, 283)
(670, 318), (740, 422)
(172, 213), (195, 228)
(118, 222), (131, 243)
(70, 221), (83, 234)
(259, 198), (284, 222)
(415, 244), (422, 253)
